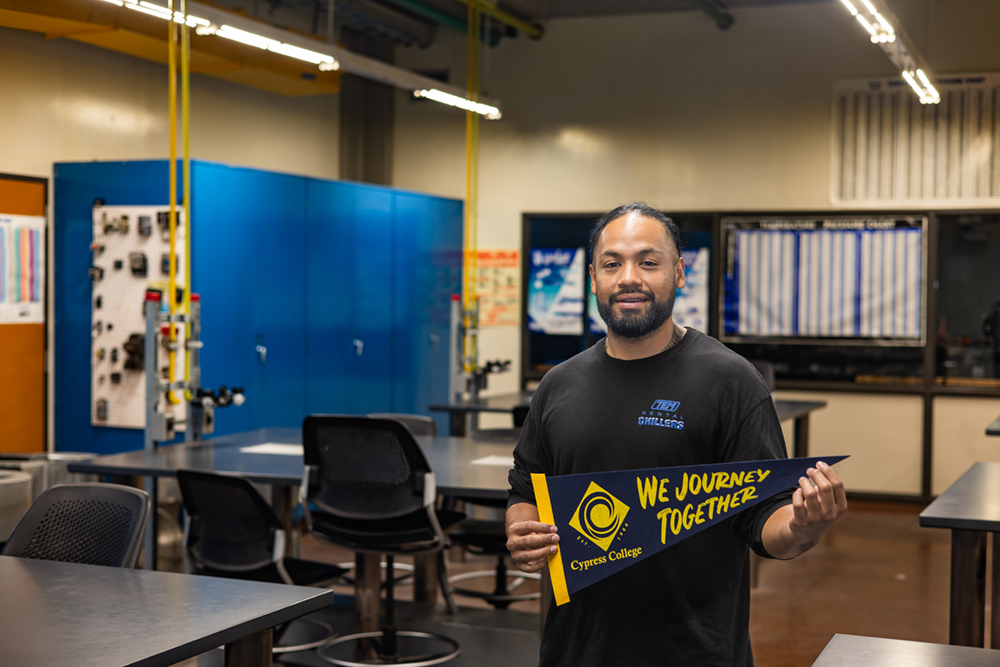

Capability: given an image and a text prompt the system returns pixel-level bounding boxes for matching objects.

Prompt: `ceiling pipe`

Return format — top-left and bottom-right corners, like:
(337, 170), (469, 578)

(452, 0), (543, 40)
(378, 0), (501, 45)
(684, 0), (734, 31)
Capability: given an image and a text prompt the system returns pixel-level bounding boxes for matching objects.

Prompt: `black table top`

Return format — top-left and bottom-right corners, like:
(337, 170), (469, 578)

(0, 555), (333, 667)
(987, 415), (1000, 437)
(811, 634), (1000, 666)
(920, 462), (1000, 532)
(429, 390), (535, 414)
(430, 391), (825, 423)
(68, 428), (514, 501)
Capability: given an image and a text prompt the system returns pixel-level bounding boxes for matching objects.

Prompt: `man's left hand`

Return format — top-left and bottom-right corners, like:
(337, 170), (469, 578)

(763, 460), (847, 559)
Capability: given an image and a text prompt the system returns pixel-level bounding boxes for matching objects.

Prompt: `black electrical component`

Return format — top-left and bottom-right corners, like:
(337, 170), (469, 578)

(89, 266), (104, 281)
(107, 323), (113, 331)
(129, 251), (148, 277)
(96, 399), (108, 421)
(161, 253), (170, 276)
(138, 215), (152, 237)
(123, 333), (145, 370)
(110, 372), (122, 384)
(110, 348), (118, 363)
(113, 260), (123, 270)
(95, 295), (102, 309)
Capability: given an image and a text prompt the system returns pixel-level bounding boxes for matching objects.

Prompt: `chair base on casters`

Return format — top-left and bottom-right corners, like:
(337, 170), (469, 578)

(318, 630), (461, 667)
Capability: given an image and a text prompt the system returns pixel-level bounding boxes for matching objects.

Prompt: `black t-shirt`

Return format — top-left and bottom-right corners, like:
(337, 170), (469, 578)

(508, 329), (793, 667)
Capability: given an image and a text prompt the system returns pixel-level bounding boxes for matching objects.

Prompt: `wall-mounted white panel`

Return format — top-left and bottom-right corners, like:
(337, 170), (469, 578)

(774, 391), (923, 495)
(931, 396), (1000, 495)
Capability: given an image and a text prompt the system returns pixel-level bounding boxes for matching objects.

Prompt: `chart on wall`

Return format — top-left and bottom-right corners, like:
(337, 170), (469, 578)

(722, 217), (926, 343)
(0, 214), (45, 324)
(527, 247), (585, 335)
(477, 249), (520, 327)
(90, 205), (187, 429)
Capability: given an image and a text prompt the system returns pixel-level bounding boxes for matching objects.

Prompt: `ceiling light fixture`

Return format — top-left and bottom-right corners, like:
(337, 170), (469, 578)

(838, 0), (938, 104)
(86, 0), (501, 118)
(414, 89), (502, 119)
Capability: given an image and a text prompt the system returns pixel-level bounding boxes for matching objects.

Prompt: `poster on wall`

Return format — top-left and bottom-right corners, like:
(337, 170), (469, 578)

(587, 246), (710, 335)
(528, 248), (585, 335)
(0, 214), (45, 324)
(477, 249), (520, 327)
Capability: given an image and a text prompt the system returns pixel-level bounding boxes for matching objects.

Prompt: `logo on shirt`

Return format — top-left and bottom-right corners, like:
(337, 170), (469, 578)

(569, 482), (630, 551)
(639, 400), (685, 430)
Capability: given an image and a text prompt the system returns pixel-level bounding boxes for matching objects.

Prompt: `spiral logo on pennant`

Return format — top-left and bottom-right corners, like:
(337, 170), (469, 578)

(569, 481), (630, 551)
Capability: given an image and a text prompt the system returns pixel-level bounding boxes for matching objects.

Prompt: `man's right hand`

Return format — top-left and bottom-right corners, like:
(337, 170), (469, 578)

(505, 502), (559, 573)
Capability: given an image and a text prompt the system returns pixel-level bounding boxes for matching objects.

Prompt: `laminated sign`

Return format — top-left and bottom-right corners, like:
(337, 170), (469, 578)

(532, 455), (847, 605)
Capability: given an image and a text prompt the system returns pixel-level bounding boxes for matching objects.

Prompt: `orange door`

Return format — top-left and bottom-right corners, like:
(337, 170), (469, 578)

(0, 176), (46, 454)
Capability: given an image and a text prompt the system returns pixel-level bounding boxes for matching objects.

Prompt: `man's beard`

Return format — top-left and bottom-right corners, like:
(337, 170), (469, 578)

(597, 287), (675, 339)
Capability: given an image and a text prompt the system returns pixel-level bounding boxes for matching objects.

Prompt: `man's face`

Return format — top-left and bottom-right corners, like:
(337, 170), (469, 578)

(589, 213), (685, 339)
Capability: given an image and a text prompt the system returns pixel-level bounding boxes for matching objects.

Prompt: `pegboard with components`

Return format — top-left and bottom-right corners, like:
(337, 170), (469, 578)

(90, 205), (187, 429)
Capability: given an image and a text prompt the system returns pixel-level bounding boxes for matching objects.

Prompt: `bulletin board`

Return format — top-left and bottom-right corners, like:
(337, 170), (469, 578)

(0, 174), (47, 454)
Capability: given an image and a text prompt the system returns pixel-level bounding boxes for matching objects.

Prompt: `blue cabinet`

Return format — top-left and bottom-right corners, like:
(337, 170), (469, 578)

(55, 160), (462, 454)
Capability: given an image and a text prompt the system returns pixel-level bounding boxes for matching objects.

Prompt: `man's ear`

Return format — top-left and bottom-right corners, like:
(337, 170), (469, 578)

(589, 263), (597, 295)
(675, 256), (686, 290)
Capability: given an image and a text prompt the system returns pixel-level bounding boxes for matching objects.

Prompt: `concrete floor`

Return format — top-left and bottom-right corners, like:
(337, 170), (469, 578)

(175, 500), (955, 666)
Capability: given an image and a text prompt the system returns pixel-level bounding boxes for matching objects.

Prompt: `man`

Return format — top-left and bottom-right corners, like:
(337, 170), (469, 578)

(506, 202), (846, 666)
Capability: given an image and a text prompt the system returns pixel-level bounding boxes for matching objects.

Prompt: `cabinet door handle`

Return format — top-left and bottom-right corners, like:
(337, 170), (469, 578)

(255, 345), (267, 363)
(353, 339), (364, 356)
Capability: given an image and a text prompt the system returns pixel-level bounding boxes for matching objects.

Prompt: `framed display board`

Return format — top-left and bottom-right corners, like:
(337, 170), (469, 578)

(721, 216), (927, 345)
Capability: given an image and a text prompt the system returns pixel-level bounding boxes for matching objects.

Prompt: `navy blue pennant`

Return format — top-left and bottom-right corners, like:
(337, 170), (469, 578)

(532, 455), (848, 605)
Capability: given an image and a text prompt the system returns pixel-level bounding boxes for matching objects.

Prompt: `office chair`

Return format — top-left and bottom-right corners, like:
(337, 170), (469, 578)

(303, 415), (464, 667)
(450, 405), (539, 609)
(176, 469), (345, 655)
(1, 482), (149, 568)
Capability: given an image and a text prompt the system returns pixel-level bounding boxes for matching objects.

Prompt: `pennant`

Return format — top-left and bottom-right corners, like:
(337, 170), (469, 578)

(532, 455), (847, 606)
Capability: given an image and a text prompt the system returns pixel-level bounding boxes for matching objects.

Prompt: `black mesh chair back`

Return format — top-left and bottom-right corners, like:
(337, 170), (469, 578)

(1, 483), (149, 568)
(176, 469), (284, 572)
(367, 413), (438, 437)
(303, 415), (433, 520)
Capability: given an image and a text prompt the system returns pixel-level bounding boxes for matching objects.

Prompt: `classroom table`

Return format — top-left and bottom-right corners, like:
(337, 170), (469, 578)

(0, 554), (333, 667)
(919, 462), (1000, 647)
(68, 429), (513, 635)
(431, 392), (827, 457)
(987, 415), (1000, 436)
(810, 634), (1000, 667)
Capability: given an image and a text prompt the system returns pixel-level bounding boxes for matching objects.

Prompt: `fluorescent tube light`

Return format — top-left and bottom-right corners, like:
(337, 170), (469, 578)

(839, 0), (858, 16)
(98, 0), (125, 6)
(916, 69), (940, 101)
(873, 12), (894, 33)
(217, 24), (280, 49)
(414, 89), (502, 120)
(902, 70), (925, 96)
(856, 14), (876, 35)
(269, 42), (335, 65)
(859, 0), (877, 13)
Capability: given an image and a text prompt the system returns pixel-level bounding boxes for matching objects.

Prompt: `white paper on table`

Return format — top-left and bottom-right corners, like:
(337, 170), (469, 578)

(470, 455), (515, 467)
(239, 443), (304, 456)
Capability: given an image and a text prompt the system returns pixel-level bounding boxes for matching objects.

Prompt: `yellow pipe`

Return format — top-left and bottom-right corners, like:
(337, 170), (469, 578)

(167, 0), (179, 404)
(182, 0), (192, 395)
(455, 0), (543, 39)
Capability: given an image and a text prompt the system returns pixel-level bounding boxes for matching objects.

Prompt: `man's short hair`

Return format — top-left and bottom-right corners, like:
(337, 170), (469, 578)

(588, 202), (682, 265)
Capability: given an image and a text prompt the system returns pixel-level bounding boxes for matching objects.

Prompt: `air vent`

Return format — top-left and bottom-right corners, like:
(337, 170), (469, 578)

(831, 73), (1000, 206)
